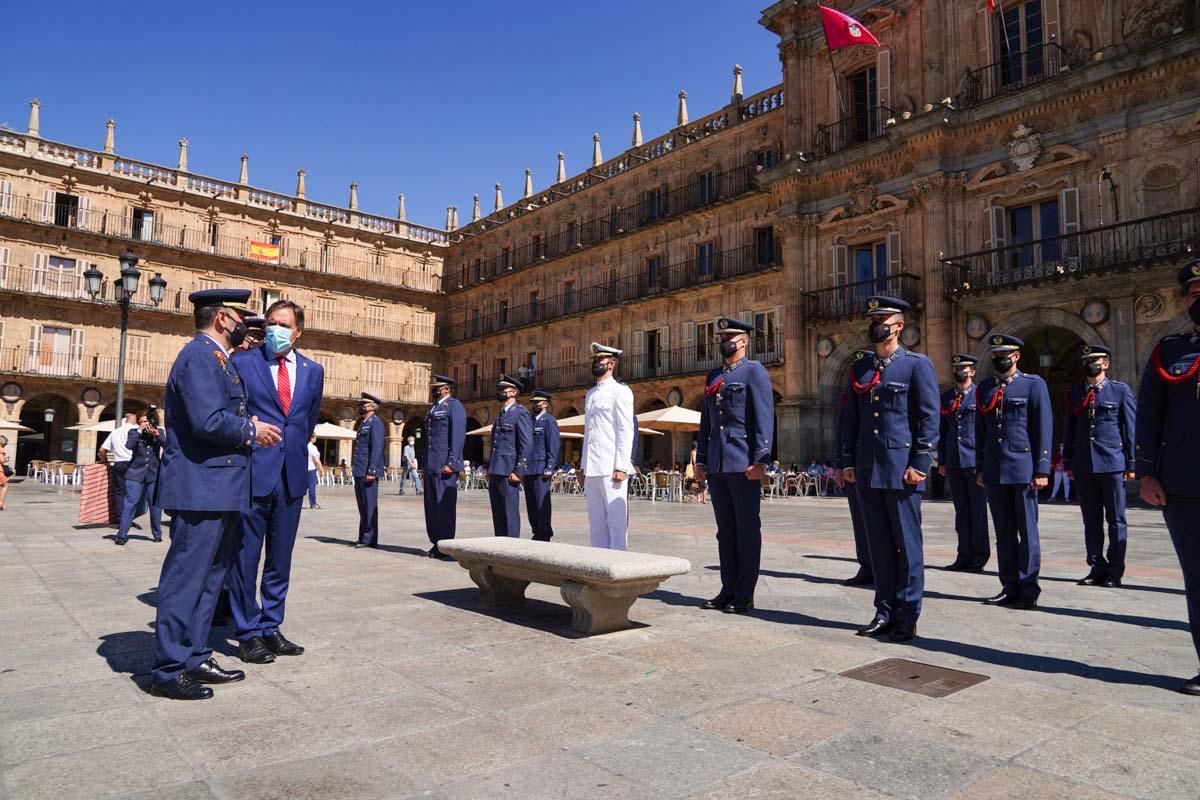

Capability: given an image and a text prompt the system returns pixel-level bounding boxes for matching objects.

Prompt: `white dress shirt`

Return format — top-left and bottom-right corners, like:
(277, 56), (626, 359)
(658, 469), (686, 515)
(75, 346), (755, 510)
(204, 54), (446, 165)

(581, 376), (635, 475)
(99, 422), (138, 463)
(267, 348), (298, 391)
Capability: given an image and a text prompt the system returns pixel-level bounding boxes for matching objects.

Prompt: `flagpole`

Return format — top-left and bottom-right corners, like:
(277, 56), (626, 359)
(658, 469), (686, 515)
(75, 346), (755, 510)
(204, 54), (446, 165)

(821, 20), (848, 122)
(992, 0), (1021, 88)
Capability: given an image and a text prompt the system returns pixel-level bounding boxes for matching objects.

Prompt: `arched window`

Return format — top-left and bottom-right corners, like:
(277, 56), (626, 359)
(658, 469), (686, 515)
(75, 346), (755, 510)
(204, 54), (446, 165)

(1141, 164), (1182, 217)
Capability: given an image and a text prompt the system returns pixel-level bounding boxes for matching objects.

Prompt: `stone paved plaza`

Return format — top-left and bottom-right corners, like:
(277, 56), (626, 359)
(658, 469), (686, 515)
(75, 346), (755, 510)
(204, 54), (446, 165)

(2, 481), (1198, 800)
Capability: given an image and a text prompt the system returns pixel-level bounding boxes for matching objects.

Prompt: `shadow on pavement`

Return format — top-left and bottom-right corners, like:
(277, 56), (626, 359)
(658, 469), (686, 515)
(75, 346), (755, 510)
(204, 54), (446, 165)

(414, 587), (607, 639)
(305, 535), (427, 557)
(646, 589), (862, 632)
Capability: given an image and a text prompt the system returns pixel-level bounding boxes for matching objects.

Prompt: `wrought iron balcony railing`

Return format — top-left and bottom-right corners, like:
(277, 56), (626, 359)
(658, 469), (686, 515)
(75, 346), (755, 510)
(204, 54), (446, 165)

(0, 193), (442, 294)
(450, 332), (784, 402)
(441, 240), (782, 344)
(804, 273), (924, 323)
(814, 103), (894, 158)
(445, 149), (780, 292)
(942, 207), (1200, 298)
(958, 40), (1070, 107)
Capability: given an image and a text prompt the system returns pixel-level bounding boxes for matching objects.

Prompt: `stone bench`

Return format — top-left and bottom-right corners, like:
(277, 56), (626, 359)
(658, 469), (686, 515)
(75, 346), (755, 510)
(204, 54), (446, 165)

(438, 538), (691, 634)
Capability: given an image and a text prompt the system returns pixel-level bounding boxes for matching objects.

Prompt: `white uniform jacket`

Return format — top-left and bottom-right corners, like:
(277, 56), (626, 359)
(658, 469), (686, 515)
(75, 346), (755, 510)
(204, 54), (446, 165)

(581, 377), (635, 475)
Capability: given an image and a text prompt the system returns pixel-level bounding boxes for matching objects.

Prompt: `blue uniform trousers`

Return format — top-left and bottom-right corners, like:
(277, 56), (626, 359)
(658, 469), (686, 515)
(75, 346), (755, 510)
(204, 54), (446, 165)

(424, 470), (458, 543)
(306, 470), (318, 506)
(488, 474), (522, 537)
(1074, 472), (1128, 579)
(523, 474), (554, 541)
(1163, 499), (1200, 665)
(117, 475), (162, 541)
(355, 478), (379, 546)
(110, 461), (130, 518)
(986, 484), (1041, 602)
(844, 481), (872, 579)
(947, 468), (989, 567)
(708, 473), (762, 603)
(857, 484), (924, 627)
(151, 511), (239, 684)
(232, 479), (303, 642)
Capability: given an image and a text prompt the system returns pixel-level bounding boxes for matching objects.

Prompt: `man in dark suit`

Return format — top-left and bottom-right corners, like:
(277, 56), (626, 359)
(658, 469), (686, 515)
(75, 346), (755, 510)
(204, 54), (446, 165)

(524, 390), (561, 541)
(424, 375), (467, 557)
(151, 289), (281, 700)
(1137, 259), (1200, 695)
(230, 300), (324, 664)
(1063, 344), (1136, 588)
(939, 354), (990, 571)
(353, 392), (385, 548)
(488, 375), (532, 537)
(114, 409), (165, 545)
(976, 334), (1053, 610)
(842, 297), (939, 642)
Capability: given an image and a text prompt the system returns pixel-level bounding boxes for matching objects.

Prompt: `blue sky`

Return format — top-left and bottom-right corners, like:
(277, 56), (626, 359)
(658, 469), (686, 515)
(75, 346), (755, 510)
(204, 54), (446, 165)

(2, 1), (784, 229)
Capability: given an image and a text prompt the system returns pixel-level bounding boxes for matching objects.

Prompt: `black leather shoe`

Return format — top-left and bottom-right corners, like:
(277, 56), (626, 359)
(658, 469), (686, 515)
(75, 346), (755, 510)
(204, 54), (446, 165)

(263, 630), (304, 656)
(843, 572), (873, 586)
(856, 616), (894, 637)
(723, 601), (754, 614)
(1178, 675), (1200, 696)
(187, 657), (246, 684)
(1101, 577), (1123, 588)
(114, 537), (127, 546)
(153, 536), (162, 543)
(353, 542), (368, 549)
(984, 592), (1037, 609)
(426, 545), (441, 558)
(701, 593), (733, 610)
(967, 562), (988, 572)
(150, 673), (213, 700)
(1077, 574), (1103, 586)
(944, 560), (967, 571)
(238, 636), (276, 664)
(890, 624), (917, 643)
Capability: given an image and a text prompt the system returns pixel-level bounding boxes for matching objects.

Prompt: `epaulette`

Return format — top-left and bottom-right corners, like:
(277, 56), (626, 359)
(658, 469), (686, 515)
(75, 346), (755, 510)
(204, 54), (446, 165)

(904, 350), (930, 360)
(1161, 333), (1186, 343)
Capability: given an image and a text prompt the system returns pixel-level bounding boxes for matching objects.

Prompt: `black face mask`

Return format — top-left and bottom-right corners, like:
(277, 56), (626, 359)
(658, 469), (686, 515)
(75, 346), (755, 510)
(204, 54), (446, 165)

(719, 340), (740, 358)
(953, 370), (970, 383)
(591, 362), (609, 378)
(1189, 300), (1200, 326)
(496, 391), (510, 402)
(992, 356), (1015, 373)
(358, 405), (369, 416)
(228, 320), (248, 349)
(1084, 362), (1104, 378)
(868, 321), (893, 344)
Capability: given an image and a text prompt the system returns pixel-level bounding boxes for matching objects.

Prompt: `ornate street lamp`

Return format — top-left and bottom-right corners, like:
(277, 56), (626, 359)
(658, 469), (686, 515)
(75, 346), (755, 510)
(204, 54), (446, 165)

(83, 251), (166, 423)
(42, 407), (55, 461)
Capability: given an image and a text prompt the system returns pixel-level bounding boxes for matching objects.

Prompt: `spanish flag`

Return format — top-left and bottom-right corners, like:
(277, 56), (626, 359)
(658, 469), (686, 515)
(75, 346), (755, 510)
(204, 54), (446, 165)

(249, 241), (280, 264)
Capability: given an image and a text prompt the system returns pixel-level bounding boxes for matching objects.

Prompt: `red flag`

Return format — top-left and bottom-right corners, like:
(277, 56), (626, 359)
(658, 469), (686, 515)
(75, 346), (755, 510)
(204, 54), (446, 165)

(819, 5), (880, 50)
(988, 0), (998, 12)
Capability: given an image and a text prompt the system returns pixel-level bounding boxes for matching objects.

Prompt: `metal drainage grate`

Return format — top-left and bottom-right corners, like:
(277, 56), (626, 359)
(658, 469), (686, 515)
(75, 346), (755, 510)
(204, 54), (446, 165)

(840, 658), (988, 698)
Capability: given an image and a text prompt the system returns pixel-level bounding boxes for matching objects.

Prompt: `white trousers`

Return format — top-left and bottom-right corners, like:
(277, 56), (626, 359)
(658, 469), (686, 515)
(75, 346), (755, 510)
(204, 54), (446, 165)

(585, 475), (628, 550)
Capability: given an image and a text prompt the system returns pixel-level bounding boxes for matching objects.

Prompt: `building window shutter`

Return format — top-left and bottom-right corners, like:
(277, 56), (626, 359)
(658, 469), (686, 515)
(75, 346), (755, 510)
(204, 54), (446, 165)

(682, 321), (696, 371)
(660, 325), (670, 371)
(877, 49), (892, 110)
(77, 195), (91, 231)
(887, 230), (903, 275)
(1060, 186), (1081, 259)
(0, 246), (9, 289)
(831, 244), (849, 285)
(41, 188), (55, 223)
(0, 179), (11, 216)
(70, 328), (84, 375)
(1044, 0), (1062, 45)
(27, 323), (42, 371)
(33, 252), (47, 293)
(632, 330), (645, 379)
(977, 6), (993, 69)
(987, 206), (1008, 249)
(74, 260), (87, 297)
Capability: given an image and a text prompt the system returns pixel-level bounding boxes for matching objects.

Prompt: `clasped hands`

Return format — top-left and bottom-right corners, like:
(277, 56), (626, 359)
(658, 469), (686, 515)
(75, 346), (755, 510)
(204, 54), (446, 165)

(250, 416), (282, 447)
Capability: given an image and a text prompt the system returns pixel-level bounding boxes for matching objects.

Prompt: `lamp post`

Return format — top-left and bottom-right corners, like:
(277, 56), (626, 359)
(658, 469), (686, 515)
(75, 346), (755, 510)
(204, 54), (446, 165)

(42, 407), (55, 461)
(83, 251), (166, 423)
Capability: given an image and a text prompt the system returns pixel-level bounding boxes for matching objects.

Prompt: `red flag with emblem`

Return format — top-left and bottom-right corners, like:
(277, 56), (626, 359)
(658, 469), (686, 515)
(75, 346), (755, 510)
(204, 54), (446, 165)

(818, 5), (880, 50)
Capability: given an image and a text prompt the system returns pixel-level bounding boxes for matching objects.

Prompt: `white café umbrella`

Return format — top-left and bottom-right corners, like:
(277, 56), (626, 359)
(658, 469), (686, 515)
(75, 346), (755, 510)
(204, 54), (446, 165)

(0, 419), (34, 432)
(466, 426), (583, 439)
(312, 421), (358, 440)
(66, 419), (117, 432)
(553, 413), (663, 436)
(634, 405), (703, 468)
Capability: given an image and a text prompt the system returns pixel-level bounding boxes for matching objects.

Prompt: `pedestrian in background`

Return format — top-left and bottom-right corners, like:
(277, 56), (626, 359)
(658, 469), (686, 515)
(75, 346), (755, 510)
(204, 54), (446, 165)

(307, 434), (322, 509)
(98, 412), (137, 524)
(353, 392), (385, 548)
(399, 435), (422, 495)
(0, 434), (10, 510)
(114, 409), (164, 545)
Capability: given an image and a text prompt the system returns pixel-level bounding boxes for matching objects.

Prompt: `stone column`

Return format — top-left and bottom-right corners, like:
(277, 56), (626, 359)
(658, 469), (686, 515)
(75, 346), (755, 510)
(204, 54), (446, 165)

(338, 416), (356, 468)
(775, 213), (819, 465)
(385, 418), (404, 470)
(74, 402), (106, 465)
(1109, 294), (1137, 386)
(910, 172), (961, 379)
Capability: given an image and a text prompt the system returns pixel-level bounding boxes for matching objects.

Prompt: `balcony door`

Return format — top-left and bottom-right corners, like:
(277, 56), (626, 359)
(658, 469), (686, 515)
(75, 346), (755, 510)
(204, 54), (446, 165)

(847, 66), (878, 146)
(997, 0), (1044, 89)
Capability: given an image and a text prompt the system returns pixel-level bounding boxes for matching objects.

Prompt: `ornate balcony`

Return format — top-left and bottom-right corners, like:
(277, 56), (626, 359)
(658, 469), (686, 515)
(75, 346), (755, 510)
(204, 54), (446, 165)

(814, 104), (894, 158)
(942, 207), (1200, 299)
(958, 41), (1071, 108)
(804, 274), (923, 324)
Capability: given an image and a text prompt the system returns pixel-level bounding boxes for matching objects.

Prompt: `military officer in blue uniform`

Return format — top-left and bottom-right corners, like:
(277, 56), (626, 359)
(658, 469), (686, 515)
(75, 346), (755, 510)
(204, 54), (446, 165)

(424, 374), (467, 558)
(842, 297), (938, 642)
(524, 390), (561, 541)
(1136, 259), (1200, 696)
(833, 359), (873, 586)
(488, 375), (533, 537)
(151, 289), (282, 700)
(976, 334), (1053, 609)
(939, 354), (990, 571)
(352, 392), (385, 548)
(1063, 344), (1136, 587)
(696, 316), (776, 614)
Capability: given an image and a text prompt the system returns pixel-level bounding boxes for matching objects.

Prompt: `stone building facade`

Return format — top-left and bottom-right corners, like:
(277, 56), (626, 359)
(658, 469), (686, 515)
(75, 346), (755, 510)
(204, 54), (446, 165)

(5, 0), (1200, 472)
(0, 110), (446, 468)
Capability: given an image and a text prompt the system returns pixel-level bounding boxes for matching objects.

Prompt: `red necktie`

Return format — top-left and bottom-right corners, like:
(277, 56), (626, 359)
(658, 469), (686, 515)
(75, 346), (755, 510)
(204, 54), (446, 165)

(278, 357), (291, 415)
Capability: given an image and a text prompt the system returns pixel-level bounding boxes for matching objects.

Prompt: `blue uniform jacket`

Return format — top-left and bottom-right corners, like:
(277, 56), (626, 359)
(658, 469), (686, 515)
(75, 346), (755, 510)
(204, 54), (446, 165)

(124, 425), (165, 482)
(975, 371), (1053, 485)
(352, 414), (385, 479)
(157, 334), (256, 513)
(529, 412), (561, 475)
(489, 402), (533, 476)
(1062, 379), (1135, 476)
(425, 396), (467, 473)
(1135, 333), (1200, 498)
(842, 347), (939, 489)
(232, 346), (325, 498)
(696, 358), (775, 473)
(938, 384), (980, 470)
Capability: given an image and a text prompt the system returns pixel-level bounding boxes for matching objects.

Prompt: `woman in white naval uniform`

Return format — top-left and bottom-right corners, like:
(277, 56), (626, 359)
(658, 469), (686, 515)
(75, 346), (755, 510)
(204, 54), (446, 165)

(580, 342), (636, 549)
